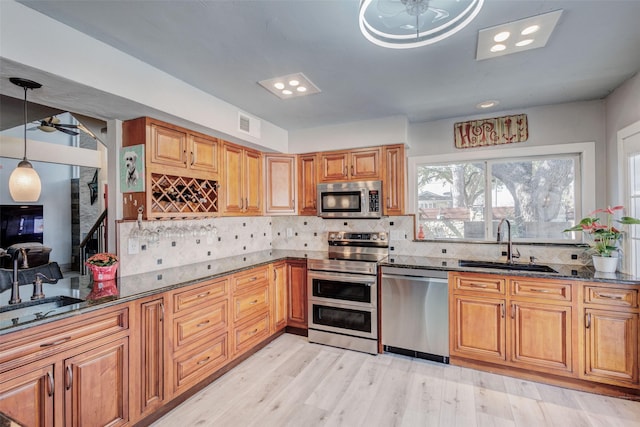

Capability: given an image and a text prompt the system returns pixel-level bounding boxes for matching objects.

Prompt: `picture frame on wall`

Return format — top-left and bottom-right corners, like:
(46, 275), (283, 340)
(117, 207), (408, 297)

(120, 144), (145, 193)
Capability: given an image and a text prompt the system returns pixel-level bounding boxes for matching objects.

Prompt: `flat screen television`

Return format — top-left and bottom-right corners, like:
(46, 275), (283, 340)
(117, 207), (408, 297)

(0, 204), (44, 248)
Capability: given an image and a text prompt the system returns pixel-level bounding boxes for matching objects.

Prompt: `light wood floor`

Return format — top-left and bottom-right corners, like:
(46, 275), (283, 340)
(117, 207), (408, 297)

(152, 334), (640, 427)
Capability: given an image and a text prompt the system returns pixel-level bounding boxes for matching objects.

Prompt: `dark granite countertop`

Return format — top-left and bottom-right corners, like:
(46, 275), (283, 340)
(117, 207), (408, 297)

(382, 255), (640, 284)
(0, 249), (324, 335)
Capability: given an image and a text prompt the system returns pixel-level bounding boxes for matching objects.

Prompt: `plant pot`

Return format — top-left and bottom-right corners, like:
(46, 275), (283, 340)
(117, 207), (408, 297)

(592, 255), (618, 273)
(87, 262), (119, 281)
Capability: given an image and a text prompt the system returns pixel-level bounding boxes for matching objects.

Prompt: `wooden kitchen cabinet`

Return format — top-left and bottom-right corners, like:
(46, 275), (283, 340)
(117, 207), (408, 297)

(231, 265), (271, 356)
(382, 144), (405, 215)
(0, 363), (54, 427)
(297, 153), (319, 215)
(451, 294), (506, 361)
(287, 260), (308, 330)
(221, 141), (263, 216)
(318, 147), (381, 182)
(581, 284), (639, 387)
(265, 154), (296, 215)
(64, 337), (129, 427)
(122, 117), (220, 220)
(272, 261), (288, 332)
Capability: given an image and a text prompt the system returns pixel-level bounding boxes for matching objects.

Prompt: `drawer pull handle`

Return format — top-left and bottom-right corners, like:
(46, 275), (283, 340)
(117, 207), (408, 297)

(469, 283), (487, 288)
(66, 366), (73, 390)
(47, 371), (54, 397)
(197, 357), (210, 365)
(40, 336), (71, 347)
(250, 328), (259, 335)
(530, 288), (551, 293)
(596, 293), (623, 300)
(197, 320), (210, 327)
(197, 291), (211, 298)
(500, 303), (505, 318)
(249, 277), (258, 282)
(249, 300), (259, 305)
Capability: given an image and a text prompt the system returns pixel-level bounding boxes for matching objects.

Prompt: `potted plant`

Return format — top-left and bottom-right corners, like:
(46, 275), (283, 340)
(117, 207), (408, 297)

(564, 206), (640, 272)
(85, 252), (119, 281)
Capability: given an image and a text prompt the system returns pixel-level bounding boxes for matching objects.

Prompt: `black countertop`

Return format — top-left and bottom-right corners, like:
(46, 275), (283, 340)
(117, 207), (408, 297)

(2, 249), (638, 335)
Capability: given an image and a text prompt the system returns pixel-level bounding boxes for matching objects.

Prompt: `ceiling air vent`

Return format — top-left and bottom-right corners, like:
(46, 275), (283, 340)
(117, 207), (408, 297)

(238, 112), (261, 138)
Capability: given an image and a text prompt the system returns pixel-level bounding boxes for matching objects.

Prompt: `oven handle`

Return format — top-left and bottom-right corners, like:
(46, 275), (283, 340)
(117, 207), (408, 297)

(308, 270), (376, 286)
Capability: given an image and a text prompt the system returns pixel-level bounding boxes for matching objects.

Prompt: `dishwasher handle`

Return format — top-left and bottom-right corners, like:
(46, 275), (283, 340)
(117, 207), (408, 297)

(382, 273), (448, 284)
(381, 266), (448, 280)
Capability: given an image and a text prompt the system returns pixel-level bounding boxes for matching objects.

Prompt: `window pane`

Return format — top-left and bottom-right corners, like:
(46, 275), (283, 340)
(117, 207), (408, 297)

(491, 158), (576, 240)
(416, 163), (485, 239)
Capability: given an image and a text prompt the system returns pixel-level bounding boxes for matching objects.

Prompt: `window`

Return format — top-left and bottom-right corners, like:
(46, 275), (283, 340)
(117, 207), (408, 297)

(409, 143), (595, 242)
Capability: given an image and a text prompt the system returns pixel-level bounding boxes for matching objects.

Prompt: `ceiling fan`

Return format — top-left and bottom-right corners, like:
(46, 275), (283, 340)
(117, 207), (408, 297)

(36, 116), (80, 136)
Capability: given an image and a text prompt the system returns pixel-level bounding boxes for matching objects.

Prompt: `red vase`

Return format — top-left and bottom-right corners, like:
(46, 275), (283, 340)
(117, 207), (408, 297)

(87, 262), (119, 281)
(86, 279), (118, 300)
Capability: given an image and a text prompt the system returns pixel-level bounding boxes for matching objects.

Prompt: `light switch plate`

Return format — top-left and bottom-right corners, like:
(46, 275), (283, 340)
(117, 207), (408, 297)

(127, 238), (139, 254)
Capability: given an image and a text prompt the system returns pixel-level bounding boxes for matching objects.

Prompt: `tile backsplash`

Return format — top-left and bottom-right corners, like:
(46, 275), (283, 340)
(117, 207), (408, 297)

(117, 215), (588, 276)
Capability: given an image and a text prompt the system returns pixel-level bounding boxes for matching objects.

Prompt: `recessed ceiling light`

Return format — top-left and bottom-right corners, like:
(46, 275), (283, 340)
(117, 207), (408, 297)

(259, 72), (321, 99)
(516, 39), (534, 47)
(476, 10), (562, 60)
(494, 31), (510, 42)
(521, 25), (540, 35)
(490, 44), (506, 52)
(476, 100), (499, 109)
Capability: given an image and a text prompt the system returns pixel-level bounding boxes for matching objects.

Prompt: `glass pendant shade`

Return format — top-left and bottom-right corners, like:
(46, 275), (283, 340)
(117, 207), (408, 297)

(9, 159), (42, 202)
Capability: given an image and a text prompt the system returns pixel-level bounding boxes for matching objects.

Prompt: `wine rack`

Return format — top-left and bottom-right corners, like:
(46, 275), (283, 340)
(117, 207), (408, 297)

(149, 173), (218, 217)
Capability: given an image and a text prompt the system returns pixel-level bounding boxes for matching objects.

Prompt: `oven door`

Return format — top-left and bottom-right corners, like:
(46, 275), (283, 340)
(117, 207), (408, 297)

(309, 300), (377, 340)
(307, 270), (376, 308)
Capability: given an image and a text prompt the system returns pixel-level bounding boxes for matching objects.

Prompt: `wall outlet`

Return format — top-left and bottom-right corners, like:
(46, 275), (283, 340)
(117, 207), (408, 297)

(127, 238), (139, 255)
(286, 228), (293, 238)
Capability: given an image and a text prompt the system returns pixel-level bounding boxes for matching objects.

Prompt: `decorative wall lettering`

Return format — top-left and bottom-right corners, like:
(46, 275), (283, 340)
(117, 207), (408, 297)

(454, 114), (528, 149)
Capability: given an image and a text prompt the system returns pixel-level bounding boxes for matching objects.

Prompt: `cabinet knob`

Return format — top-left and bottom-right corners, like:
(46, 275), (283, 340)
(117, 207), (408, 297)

(66, 366), (73, 390)
(47, 371), (54, 397)
(585, 312), (591, 328)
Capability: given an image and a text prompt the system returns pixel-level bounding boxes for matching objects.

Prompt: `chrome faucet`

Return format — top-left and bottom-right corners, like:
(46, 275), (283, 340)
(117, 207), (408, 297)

(496, 218), (520, 264)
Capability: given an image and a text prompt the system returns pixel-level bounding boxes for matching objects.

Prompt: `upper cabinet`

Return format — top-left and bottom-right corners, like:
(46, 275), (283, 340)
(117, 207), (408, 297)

(297, 153), (318, 216)
(382, 144), (405, 216)
(265, 155), (296, 215)
(122, 117), (219, 220)
(221, 142), (263, 216)
(318, 147), (381, 182)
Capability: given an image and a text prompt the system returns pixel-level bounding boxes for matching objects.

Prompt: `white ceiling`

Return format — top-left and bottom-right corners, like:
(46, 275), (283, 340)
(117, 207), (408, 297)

(4, 0), (640, 132)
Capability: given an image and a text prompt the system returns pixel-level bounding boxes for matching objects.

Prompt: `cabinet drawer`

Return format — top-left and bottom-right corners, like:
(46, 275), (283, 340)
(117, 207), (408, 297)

(173, 332), (229, 391)
(511, 279), (572, 302)
(232, 266), (270, 293)
(453, 274), (505, 295)
(173, 300), (228, 352)
(0, 305), (128, 371)
(233, 285), (269, 323)
(233, 312), (270, 355)
(584, 286), (638, 308)
(172, 278), (228, 314)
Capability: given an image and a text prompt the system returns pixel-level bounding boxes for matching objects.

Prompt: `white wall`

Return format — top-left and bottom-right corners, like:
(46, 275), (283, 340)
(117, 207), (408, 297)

(605, 71), (640, 204)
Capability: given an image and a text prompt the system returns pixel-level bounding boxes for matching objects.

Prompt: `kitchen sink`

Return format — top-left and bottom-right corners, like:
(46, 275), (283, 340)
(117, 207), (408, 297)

(458, 260), (558, 273)
(0, 295), (85, 319)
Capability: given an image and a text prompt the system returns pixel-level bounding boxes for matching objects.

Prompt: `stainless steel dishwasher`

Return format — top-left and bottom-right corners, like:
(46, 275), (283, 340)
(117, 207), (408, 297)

(381, 266), (449, 363)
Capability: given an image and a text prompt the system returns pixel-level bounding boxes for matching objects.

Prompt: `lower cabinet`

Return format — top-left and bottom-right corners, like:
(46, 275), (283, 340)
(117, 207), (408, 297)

(272, 261), (288, 332)
(287, 260), (308, 330)
(451, 294), (506, 361)
(0, 363), (54, 427)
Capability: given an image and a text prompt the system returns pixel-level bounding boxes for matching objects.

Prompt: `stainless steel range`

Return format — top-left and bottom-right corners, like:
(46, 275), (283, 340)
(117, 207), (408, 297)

(307, 231), (388, 355)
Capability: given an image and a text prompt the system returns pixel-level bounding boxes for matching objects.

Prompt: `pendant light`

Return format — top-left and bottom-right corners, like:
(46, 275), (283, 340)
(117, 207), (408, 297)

(8, 77), (42, 202)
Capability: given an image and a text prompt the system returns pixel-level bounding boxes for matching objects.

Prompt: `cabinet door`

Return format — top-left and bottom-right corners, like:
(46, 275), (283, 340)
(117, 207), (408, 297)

(265, 155), (296, 215)
(221, 143), (244, 214)
(298, 153), (318, 215)
(150, 122), (187, 168)
(244, 148), (263, 215)
(0, 364), (54, 427)
(272, 262), (288, 332)
(451, 295), (506, 361)
(287, 261), (308, 329)
(350, 147), (381, 180)
(138, 298), (165, 418)
(583, 309), (638, 385)
(383, 145), (404, 215)
(319, 151), (349, 182)
(64, 338), (129, 427)
(190, 134), (219, 174)
(510, 301), (572, 373)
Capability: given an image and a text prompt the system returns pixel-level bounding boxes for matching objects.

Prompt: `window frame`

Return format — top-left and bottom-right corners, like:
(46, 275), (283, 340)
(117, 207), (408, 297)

(407, 142), (596, 243)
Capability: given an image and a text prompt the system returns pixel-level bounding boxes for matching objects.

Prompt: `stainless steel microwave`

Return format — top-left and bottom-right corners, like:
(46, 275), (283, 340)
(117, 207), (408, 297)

(317, 181), (382, 219)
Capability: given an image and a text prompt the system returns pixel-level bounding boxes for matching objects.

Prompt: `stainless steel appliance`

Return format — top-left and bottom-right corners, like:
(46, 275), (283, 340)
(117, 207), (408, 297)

(316, 181), (382, 219)
(308, 231), (388, 354)
(381, 266), (450, 363)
